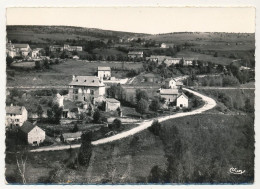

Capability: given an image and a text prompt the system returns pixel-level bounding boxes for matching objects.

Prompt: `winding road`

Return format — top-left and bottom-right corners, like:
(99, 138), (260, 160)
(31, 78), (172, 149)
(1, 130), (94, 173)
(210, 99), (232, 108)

(30, 88), (216, 152)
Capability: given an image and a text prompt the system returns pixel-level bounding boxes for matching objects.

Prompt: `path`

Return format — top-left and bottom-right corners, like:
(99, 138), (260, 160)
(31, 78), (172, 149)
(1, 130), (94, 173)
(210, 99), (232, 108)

(30, 88), (216, 152)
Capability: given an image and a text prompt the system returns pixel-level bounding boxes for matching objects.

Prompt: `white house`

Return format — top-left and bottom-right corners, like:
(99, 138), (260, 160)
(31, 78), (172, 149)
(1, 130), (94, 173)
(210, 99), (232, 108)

(164, 58), (182, 66)
(98, 66), (111, 80)
(19, 121), (45, 146)
(164, 78), (183, 89)
(6, 105), (28, 128)
(13, 44), (31, 57)
(54, 93), (64, 107)
(72, 55), (80, 60)
(176, 93), (189, 108)
(106, 98), (121, 112)
(61, 131), (82, 143)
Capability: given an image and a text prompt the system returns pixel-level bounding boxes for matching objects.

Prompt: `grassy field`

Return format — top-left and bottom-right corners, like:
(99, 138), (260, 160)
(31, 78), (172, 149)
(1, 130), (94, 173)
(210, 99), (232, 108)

(11, 61), (35, 68)
(7, 60), (144, 87)
(5, 129), (167, 184)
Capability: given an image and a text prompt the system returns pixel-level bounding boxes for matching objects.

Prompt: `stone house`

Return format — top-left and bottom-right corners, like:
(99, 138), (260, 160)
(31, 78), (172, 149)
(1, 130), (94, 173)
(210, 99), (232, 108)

(106, 98), (121, 112)
(19, 121), (45, 146)
(13, 44), (31, 57)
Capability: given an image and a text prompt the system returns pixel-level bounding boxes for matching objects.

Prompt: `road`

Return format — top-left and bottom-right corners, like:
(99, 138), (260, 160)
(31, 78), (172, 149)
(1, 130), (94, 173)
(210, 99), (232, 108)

(30, 88), (216, 152)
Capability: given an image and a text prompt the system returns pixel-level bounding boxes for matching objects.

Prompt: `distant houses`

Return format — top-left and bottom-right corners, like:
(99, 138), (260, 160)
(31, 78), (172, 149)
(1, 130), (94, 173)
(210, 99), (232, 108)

(146, 55), (197, 67)
(98, 66), (111, 80)
(50, 44), (82, 52)
(19, 121), (45, 146)
(160, 43), (174, 49)
(5, 105), (28, 128)
(60, 131), (82, 143)
(128, 51), (143, 58)
(6, 40), (31, 58)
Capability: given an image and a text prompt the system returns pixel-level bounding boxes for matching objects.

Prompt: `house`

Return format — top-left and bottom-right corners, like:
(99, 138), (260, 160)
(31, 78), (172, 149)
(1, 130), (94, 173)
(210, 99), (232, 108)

(31, 48), (42, 58)
(161, 43), (169, 48)
(164, 58), (182, 66)
(144, 73), (160, 83)
(146, 55), (171, 65)
(6, 40), (16, 58)
(176, 93), (189, 108)
(64, 44), (83, 52)
(68, 75), (106, 104)
(19, 121), (45, 146)
(72, 55), (80, 60)
(183, 58), (197, 66)
(128, 51), (143, 58)
(106, 98), (120, 112)
(6, 105), (28, 128)
(13, 44), (31, 57)
(98, 67), (111, 80)
(159, 89), (179, 103)
(164, 78), (183, 89)
(60, 131), (82, 143)
(54, 93), (64, 107)
(49, 45), (64, 52)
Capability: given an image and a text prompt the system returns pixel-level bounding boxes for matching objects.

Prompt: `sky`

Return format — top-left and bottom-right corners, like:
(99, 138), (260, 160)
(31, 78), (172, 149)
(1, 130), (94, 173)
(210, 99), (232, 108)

(6, 7), (255, 34)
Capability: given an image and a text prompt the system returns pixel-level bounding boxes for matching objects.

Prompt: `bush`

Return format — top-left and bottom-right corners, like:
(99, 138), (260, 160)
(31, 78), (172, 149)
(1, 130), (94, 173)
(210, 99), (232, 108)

(136, 99), (148, 114)
(109, 118), (122, 130)
(150, 98), (161, 112)
(93, 109), (101, 123)
(148, 120), (161, 136)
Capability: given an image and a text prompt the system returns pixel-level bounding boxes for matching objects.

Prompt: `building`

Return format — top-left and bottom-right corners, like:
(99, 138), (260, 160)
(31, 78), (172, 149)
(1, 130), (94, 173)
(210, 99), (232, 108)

(54, 93), (64, 107)
(159, 89), (179, 103)
(13, 44), (31, 57)
(164, 58), (182, 66)
(98, 67), (111, 80)
(49, 45), (64, 52)
(128, 51), (143, 58)
(72, 55), (80, 60)
(160, 43), (173, 49)
(146, 55), (170, 65)
(176, 93), (189, 108)
(68, 75), (106, 104)
(60, 131), (82, 143)
(6, 105), (28, 128)
(64, 44), (83, 52)
(182, 58), (197, 66)
(19, 121), (45, 145)
(164, 78), (183, 89)
(6, 40), (16, 58)
(31, 48), (42, 58)
(106, 98), (121, 112)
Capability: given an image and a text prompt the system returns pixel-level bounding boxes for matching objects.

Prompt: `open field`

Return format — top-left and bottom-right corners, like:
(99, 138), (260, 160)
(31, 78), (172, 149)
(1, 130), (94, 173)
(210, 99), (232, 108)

(7, 60), (143, 87)
(11, 61), (35, 68)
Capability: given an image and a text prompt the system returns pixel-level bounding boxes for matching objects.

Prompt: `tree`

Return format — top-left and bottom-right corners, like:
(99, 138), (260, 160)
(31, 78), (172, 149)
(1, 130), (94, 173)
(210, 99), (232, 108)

(6, 56), (13, 67)
(136, 99), (148, 114)
(47, 103), (63, 124)
(214, 52), (218, 57)
(244, 98), (254, 113)
(112, 118), (122, 129)
(43, 59), (49, 69)
(148, 165), (165, 183)
(35, 61), (42, 70)
(136, 89), (149, 102)
(78, 131), (92, 167)
(148, 120), (161, 136)
(149, 98), (161, 112)
(71, 123), (79, 132)
(93, 109), (101, 123)
(36, 105), (43, 118)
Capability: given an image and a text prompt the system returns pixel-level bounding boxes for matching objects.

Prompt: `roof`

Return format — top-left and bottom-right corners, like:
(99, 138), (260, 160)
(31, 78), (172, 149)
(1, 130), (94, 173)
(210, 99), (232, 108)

(62, 131), (82, 139)
(98, 66), (111, 71)
(165, 78), (176, 82)
(176, 81), (183, 86)
(13, 44), (29, 48)
(6, 106), (25, 115)
(160, 89), (179, 95)
(106, 98), (120, 103)
(128, 51), (143, 55)
(69, 76), (104, 87)
(144, 73), (157, 78)
(20, 121), (39, 134)
(177, 92), (188, 99)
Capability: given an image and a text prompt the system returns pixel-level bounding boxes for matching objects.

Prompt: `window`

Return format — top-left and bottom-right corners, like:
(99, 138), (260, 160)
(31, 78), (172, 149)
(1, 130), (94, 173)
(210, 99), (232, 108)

(180, 104), (183, 107)
(90, 90), (94, 95)
(73, 89), (78, 94)
(15, 119), (19, 122)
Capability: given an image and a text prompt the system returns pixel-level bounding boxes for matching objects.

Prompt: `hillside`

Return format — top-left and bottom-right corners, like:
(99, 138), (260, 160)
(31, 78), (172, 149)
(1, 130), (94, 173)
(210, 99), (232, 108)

(6, 25), (149, 44)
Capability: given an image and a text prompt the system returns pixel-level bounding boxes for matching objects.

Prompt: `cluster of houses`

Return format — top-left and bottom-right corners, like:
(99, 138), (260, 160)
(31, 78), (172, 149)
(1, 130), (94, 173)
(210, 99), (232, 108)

(49, 44), (83, 52)
(146, 55), (197, 66)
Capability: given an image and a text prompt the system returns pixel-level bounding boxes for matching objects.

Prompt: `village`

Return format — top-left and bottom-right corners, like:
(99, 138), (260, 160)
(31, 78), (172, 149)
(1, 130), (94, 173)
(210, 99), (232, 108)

(5, 24), (255, 184)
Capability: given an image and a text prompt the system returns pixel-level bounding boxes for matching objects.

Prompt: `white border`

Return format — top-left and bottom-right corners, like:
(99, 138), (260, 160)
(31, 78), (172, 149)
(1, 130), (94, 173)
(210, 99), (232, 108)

(0, 1), (258, 189)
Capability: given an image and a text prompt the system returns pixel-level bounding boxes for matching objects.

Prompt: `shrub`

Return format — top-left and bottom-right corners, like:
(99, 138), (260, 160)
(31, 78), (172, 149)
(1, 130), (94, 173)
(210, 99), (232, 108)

(136, 99), (148, 114)
(149, 120), (161, 136)
(93, 109), (101, 123)
(150, 98), (161, 112)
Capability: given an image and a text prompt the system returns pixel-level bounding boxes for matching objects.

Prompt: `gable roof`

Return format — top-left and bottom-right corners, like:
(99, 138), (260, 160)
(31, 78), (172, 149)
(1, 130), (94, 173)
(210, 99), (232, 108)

(98, 66), (111, 71)
(6, 106), (25, 115)
(106, 98), (120, 103)
(177, 93), (188, 99)
(20, 121), (38, 134)
(165, 78), (177, 82)
(69, 76), (104, 87)
(160, 89), (179, 95)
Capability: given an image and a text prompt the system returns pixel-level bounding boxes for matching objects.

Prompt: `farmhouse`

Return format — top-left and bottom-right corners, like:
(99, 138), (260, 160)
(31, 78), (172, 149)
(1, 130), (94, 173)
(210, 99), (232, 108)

(159, 89), (179, 103)
(31, 48), (42, 58)
(6, 105), (28, 128)
(60, 131), (82, 143)
(98, 66), (111, 80)
(176, 93), (189, 108)
(164, 78), (183, 89)
(106, 98), (121, 112)
(128, 51), (143, 58)
(19, 121), (45, 146)
(68, 75), (106, 104)
(13, 44), (31, 57)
